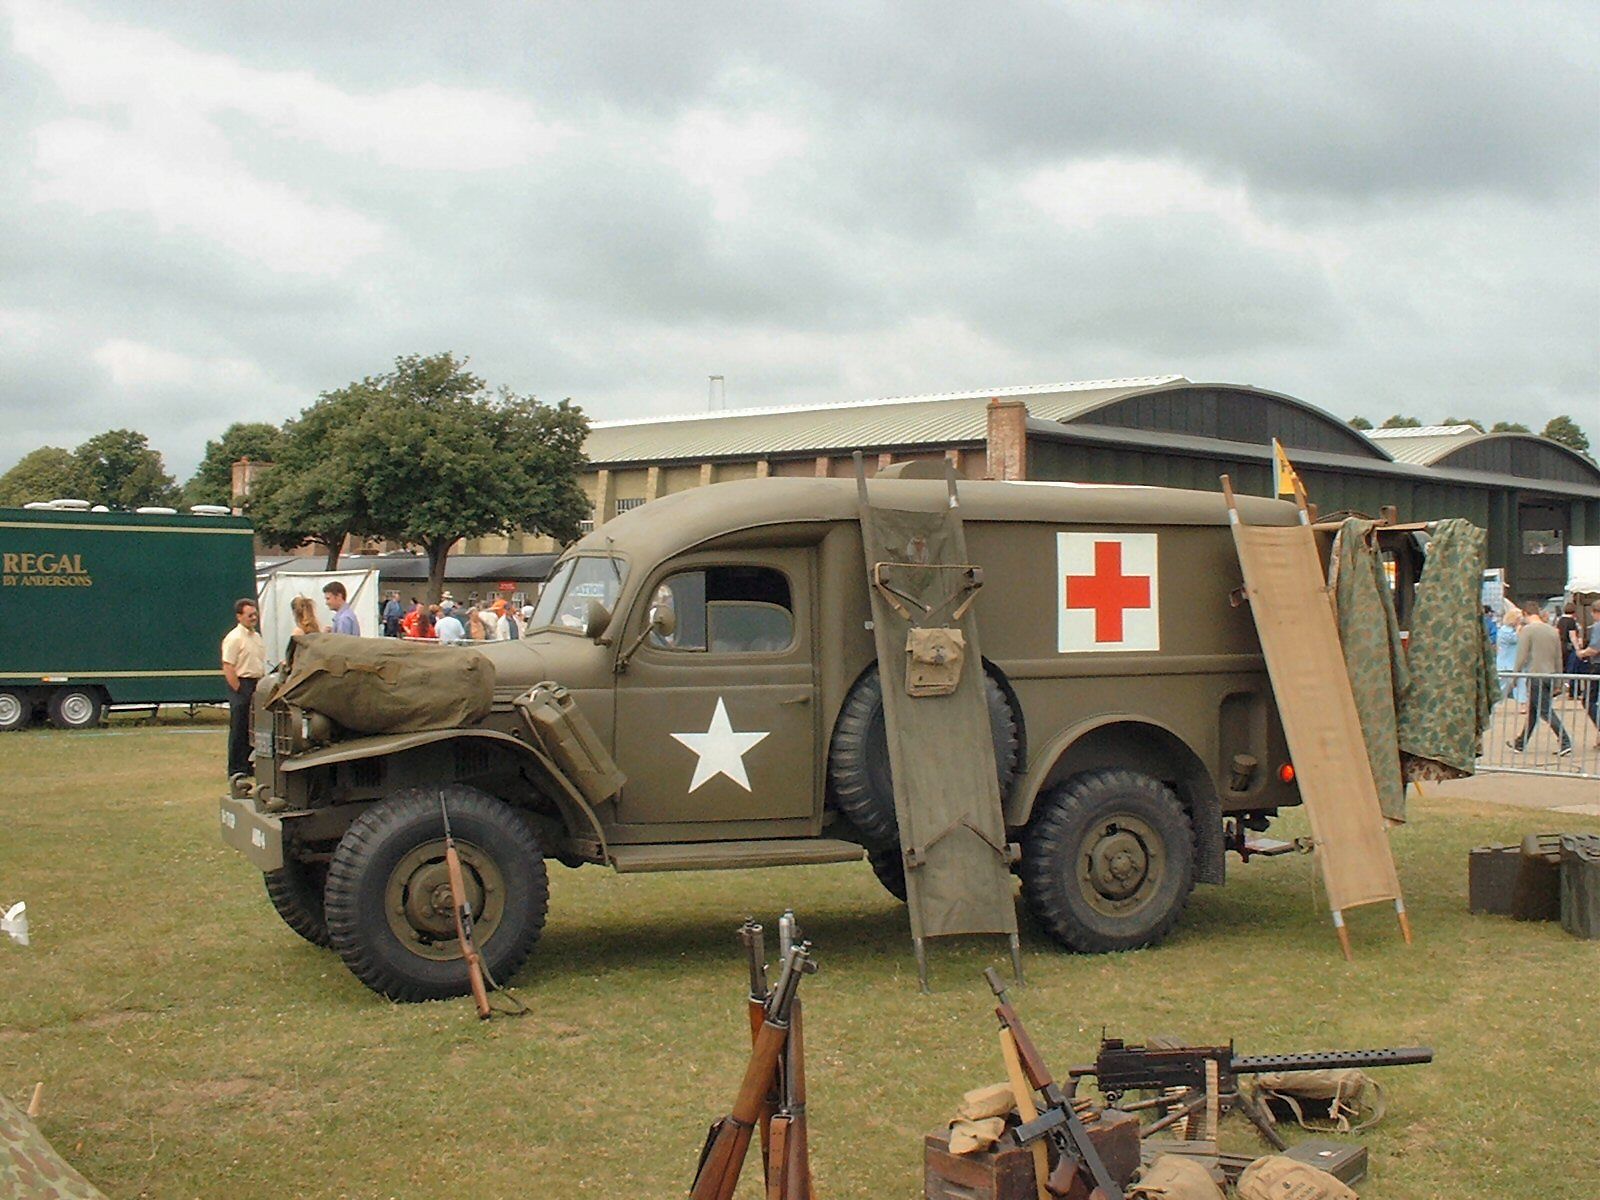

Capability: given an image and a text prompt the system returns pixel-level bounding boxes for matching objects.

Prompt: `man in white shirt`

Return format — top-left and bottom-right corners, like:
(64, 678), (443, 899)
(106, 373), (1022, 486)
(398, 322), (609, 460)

(221, 598), (266, 779)
(436, 608), (466, 644)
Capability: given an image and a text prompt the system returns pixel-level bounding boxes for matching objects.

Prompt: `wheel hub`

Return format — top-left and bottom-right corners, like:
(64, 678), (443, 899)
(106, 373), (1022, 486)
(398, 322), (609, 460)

(1077, 815), (1166, 916)
(384, 839), (505, 962)
(0, 694), (21, 725)
(58, 693), (94, 724)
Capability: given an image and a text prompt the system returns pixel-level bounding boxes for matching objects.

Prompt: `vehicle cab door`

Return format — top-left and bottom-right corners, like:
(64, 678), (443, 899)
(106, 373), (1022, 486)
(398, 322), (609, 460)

(612, 548), (817, 831)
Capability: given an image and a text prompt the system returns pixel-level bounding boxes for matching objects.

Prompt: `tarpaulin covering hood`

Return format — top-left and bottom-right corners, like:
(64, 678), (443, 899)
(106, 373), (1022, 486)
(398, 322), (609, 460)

(265, 633), (494, 734)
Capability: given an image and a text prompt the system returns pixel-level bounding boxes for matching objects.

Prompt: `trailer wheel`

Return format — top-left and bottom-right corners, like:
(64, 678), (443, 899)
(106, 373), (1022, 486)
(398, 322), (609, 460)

(828, 663), (1020, 851)
(0, 689), (31, 732)
(1020, 769), (1194, 954)
(324, 785), (549, 1003)
(263, 859), (332, 948)
(47, 687), (103, 730)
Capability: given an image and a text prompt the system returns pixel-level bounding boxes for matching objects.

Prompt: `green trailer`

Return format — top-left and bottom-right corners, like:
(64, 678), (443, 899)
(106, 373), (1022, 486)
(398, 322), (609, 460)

(0, 505), (257, 730)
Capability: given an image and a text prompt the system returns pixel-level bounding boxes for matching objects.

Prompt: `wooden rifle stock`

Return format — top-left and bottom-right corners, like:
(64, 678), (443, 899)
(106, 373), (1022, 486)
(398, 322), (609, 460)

(442, 814), (491, 1021)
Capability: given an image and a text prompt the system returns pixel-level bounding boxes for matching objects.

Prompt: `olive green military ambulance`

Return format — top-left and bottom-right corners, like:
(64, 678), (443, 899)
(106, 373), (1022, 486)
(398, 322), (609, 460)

(221, 477), (1302, 1001)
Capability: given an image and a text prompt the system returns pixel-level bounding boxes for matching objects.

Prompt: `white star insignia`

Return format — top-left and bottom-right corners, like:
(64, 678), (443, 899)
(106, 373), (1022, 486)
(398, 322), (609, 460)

(671, 697), (771, 793)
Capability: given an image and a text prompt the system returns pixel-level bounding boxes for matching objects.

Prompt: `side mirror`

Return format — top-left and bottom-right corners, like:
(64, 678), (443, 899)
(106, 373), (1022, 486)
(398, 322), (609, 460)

(649, 605), (677, 640)
(583, 600), (612, 640)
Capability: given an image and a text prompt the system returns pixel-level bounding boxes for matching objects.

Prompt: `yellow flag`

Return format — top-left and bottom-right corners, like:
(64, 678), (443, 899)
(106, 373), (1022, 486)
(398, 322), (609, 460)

(1272, 438), (1301, 498)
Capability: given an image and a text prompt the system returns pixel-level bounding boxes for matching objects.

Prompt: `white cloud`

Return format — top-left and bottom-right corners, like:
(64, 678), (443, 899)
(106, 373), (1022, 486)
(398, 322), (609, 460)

(1021, 157), (1341, 264)
(7, 0), (563, 170)
(91, 338), (275, 393)
(665, 107), (812, 221)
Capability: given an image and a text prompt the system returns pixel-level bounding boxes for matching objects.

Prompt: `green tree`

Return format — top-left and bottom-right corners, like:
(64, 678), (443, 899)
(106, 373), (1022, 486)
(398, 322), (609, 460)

(71, 429), (179, 509)
(354, 353), (590, 599)
(1542, 415), (1592, 458)
(249, 391), (372, 568)
(1379, 415), (1422, 429)
(0, 446), (79, 507)
(1347, 415), (1373, 430)
(183, 422), (285, 507)
(1442, 416), (1485, 432)
(1491, 421), (1530, 433)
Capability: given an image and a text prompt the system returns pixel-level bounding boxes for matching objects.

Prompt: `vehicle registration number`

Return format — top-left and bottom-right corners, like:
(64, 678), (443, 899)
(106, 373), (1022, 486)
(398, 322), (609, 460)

(253, 727), (274, 757)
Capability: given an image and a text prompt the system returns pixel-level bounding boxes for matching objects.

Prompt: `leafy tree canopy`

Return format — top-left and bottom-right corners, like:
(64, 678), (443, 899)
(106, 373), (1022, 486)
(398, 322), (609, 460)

(1442, 415), (1485, 432)
(1347, 415), (1373, 430)
(70, 429), (179, 509)
(183, 422), (285, 508)
(249, 389), (373, 567)
(0, 446), (79, 507)
(1541, 415), (1592, 458)
(1490, 420), (1530, 433)
(1379, 414), (1422, 428)
(353, 353), (590, 598)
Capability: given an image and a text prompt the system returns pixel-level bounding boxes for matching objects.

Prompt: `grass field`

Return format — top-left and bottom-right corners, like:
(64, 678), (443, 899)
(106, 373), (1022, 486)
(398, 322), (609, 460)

(2, 718), (1598, 1198)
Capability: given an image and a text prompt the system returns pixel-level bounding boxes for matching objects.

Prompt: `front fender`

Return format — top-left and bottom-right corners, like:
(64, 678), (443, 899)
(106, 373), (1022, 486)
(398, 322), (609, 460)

(282, 728), (608, 858)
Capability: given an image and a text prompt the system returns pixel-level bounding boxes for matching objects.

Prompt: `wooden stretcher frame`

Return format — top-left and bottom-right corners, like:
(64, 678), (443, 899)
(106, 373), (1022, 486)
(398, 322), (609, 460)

(1222, 474), (1412, 960)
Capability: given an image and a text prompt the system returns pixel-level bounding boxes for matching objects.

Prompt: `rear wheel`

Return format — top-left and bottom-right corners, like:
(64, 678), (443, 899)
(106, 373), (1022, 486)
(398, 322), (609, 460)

(48, 687), (103, 730)
(325, 785), (549, 1002)
(264, 858), (331, 948)
(0, 689), (30, 732)
(1020, 769), (1194, 953)
(868, 846), (907, 902)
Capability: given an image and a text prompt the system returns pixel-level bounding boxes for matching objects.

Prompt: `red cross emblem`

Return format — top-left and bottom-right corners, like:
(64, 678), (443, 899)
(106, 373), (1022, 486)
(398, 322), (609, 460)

(1057, 533), (1160, 652)
(1065, 540), (1152, 642)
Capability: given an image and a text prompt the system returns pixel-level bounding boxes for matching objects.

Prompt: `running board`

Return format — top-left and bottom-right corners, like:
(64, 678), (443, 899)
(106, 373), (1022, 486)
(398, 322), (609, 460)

(608, 839), (867, 874)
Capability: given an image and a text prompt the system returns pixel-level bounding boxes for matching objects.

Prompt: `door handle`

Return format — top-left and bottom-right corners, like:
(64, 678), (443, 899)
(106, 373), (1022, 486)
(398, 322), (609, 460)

(781, 695), (812, 705)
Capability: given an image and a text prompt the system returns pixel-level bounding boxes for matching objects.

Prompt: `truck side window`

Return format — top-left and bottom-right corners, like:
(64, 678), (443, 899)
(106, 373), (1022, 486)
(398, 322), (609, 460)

(650, 566), (794, 654)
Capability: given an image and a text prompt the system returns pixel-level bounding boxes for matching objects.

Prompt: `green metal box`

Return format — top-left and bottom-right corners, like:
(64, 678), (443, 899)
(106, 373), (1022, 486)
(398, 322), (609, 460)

(1559, 835), (1600, 941)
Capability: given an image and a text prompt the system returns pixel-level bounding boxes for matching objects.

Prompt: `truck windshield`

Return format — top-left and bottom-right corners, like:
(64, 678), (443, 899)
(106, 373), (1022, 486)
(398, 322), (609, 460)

(531, 555), (629, 631)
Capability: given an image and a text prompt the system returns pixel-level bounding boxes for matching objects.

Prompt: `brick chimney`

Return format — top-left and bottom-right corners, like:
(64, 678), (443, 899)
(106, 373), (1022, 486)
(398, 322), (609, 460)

(230, 457), (272, 512)
(985, 399), (1028, 481)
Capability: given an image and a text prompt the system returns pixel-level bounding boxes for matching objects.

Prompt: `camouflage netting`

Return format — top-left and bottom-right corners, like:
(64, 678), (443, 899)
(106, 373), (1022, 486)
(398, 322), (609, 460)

(1, 1093), (107, 1200)
(265, 633), (495, 734)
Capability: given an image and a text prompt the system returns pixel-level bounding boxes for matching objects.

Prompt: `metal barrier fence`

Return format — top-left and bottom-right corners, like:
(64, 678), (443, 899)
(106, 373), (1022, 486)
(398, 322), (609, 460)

(1477, 672), (1600, 780)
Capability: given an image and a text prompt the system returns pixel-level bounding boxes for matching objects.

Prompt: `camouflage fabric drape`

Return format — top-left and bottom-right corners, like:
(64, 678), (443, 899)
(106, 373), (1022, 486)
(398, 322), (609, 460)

(1396, 519), (1498, 781)
(1330, 519), (1410, 822)
(1, 1094), (107, 1200)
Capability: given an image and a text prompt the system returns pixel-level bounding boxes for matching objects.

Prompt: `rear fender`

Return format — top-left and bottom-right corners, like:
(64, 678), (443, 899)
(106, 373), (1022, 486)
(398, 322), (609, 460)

(282, 729), (608, 858)
(1009, 714), (1225, 885)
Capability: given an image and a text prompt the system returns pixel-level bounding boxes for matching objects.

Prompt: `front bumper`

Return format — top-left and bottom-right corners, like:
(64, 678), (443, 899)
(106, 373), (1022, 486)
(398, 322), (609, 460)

(219, 794), (285, 872)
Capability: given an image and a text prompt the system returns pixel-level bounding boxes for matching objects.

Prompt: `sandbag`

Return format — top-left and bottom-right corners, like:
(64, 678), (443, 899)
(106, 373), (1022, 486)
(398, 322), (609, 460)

(1129, 1154), (1225, 1199)
(265, 633), (494, 734)
(1236, 1155), (1357, 1200)
(1250, 1069), (1384, 1134)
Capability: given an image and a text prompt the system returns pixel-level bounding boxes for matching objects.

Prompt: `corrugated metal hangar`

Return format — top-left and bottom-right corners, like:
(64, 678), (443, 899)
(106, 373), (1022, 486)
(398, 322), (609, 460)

(476, 376), (1598, 599)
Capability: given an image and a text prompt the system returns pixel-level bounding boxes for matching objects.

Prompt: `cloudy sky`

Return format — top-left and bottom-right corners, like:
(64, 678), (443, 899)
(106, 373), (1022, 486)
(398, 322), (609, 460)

(2, 0), (1596, 479)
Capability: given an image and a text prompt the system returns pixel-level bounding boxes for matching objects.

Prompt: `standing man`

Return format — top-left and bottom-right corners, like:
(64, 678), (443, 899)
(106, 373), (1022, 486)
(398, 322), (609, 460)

(381, 591), (402, 637)
(1508, 602), (1573, 756)
(221, 598), (266, 780)
(323, 580), (360, 636)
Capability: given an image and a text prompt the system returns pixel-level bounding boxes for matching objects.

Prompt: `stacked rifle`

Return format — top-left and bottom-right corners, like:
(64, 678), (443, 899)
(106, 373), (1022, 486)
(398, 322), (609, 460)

(690, 912), (818, 1200)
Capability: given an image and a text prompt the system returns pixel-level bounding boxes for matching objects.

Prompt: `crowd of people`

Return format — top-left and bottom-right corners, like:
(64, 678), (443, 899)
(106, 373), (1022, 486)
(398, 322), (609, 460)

(1485, 596), (1600, 755)
(381, 591), (534, 645)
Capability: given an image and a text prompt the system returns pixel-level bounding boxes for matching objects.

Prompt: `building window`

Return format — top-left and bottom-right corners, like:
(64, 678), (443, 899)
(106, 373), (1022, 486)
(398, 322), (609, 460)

(615, 498), (647, 514)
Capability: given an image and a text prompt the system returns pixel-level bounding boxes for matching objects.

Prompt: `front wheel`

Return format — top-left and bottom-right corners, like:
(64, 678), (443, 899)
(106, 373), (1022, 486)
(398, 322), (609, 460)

(1020, 769), (1194, 954)
(325, 785), (549, 1002)
(48, 687), (103, 730)
(264, 858), (331, 948)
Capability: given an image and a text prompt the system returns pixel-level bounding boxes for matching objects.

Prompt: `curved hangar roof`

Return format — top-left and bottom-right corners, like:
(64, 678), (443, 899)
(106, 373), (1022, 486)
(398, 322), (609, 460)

(584, 376), (1390, 465)
(1367, 425), (1600, 487)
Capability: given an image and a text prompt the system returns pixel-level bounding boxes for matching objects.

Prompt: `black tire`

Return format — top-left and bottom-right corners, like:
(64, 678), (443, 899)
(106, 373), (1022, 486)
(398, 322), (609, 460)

(325, 785), (549, 1002)
(263, 858), (332, 948)
(47, 687), (103, 730)
(0, 689), (30, 732)
(828, 663), (1020, 851)
(1020, 769), (1194, 954)
(868, 847), (907, 903)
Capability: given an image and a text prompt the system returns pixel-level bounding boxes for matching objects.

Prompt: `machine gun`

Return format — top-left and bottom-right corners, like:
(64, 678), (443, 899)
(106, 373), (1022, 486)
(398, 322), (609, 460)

(984, 969), (1123, 1200)
(1073, 1037), (1434, 1148)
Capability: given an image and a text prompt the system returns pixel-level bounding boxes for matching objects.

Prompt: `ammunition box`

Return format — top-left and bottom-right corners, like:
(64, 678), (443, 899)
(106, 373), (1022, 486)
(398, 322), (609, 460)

(924, 1108), (1140, 1200)
(1283, 1138), (1368, 1185)
(1467, 835), (1562, 921)
(1559, 834), (1600, 941)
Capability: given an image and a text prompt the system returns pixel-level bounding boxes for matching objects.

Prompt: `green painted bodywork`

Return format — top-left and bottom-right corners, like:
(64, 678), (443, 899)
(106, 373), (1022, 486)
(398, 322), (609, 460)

(243, 478), (1303, 880)
(0, 507), (256, 705)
